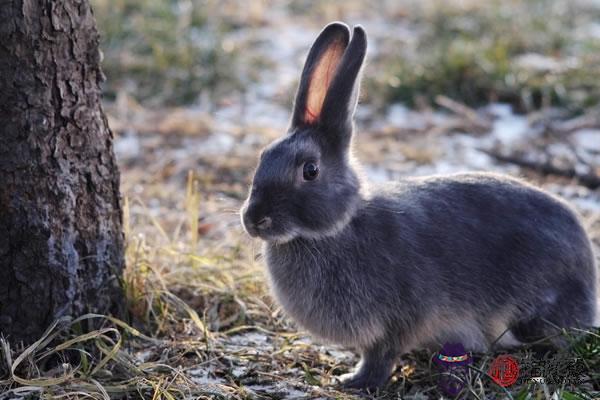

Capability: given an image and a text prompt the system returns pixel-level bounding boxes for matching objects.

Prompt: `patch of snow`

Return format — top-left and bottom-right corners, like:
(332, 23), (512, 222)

(187, 367), (227, 385)
(489, 105), (530, 146)
(134, 350), (153, 363)
(228, 331), (269, 345)
(246, 383), (310, 399)
(194, 133), (236, 156)
(324, 348), (355, 362)
(114, 131), (141, 159)
(573, 129), (600, 152)
(231, 366), (247, 378)
(572, 197), (600, 212)
(575, 21), (600, 40)
(364, 165), (390, 182)
(514, 53), (563, 72)
(546, 184), (600, 212)
(547, 143), (576, 162)
(485, 103), (513, 118)
(385, 103), (442, 131)
(447, 135), (494, 170)
(386, 104), (410, 127)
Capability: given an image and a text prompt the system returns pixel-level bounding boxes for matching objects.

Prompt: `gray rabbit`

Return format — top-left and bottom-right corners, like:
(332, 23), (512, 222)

(240, 22), (599, 390)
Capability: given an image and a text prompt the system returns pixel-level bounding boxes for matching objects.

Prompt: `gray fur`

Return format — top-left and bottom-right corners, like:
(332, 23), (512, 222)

(240, 22), (599, 390)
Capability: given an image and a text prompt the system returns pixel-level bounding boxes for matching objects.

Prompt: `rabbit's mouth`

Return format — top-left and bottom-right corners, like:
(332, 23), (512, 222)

(261, 231), (298, 244)
(240, 205), (296, 242)
(241, 219), (297, 243)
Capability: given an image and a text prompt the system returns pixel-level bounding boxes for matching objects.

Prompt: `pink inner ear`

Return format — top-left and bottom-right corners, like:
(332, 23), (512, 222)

(304, 39), (345, 124)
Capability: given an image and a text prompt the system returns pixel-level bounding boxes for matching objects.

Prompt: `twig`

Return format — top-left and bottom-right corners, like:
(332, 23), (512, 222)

(435, 95), (492, 133)
(480, 148), (600, 190)
(554, 113), (600, 135)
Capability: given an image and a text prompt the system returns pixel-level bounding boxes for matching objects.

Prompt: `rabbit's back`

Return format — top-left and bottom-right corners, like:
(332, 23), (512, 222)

(380, 172), (595, 288)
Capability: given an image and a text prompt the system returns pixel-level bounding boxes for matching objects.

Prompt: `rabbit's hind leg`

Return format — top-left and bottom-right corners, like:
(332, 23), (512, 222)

(511, 284), (596, 346)
(485, 309), (524, 350)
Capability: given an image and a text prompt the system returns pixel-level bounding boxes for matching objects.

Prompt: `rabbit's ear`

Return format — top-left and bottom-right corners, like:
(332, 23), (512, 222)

(292, 22), (350, 127)
(320, 25), (367, 138)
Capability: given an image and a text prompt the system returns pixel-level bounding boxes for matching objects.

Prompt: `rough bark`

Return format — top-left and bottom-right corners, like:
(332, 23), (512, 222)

(0, 0), (124, 344)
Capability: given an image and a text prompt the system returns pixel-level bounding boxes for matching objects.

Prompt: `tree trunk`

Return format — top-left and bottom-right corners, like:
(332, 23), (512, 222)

(0, 0), (124, 344)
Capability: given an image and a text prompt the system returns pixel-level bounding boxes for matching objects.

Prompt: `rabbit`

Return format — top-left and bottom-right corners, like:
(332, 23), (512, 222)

(240, 22), (599, 390)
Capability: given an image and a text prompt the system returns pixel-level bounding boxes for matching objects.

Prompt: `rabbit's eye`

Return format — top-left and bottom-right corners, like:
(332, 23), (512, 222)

(303, 162), (319, 181)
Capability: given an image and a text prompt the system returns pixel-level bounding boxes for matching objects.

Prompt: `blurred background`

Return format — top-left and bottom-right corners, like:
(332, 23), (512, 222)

(86, 0), (600, 395)
(93, 0), (600, 232)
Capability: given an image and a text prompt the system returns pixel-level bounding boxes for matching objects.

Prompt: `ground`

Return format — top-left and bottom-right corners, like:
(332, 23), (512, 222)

(1, 1), (600, 399)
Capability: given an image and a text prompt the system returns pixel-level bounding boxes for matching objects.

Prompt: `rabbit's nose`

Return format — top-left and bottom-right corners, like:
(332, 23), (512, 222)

(241, 202), (272, 236)
(255, 216), (272, 229)
(244, 214), (272, 231)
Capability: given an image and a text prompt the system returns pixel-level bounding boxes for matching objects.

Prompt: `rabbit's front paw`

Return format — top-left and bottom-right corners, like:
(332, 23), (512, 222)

(339, 371), (388, 391)
(338, 342), (397, 391)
